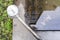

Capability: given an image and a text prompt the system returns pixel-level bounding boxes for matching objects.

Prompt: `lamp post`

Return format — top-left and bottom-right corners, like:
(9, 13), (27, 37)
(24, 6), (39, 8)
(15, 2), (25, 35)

(7, 5), (40, 40)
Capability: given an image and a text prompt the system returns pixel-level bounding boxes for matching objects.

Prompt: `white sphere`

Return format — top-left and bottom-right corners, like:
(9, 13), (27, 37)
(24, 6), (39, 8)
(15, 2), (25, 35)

(7, 5), (18, 16)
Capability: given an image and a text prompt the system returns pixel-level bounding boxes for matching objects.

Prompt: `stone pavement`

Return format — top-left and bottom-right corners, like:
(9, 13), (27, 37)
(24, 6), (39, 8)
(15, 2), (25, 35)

(13, 18), (37, 40)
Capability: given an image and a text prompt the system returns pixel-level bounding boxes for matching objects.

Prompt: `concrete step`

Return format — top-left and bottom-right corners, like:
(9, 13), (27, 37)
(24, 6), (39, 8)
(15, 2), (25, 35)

(36, 31), (60, 40)
(13, 18), (38, 40)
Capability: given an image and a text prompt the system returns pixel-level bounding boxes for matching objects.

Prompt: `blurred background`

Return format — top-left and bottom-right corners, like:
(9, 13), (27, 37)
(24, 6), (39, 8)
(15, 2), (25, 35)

(0, 0), (60, 40)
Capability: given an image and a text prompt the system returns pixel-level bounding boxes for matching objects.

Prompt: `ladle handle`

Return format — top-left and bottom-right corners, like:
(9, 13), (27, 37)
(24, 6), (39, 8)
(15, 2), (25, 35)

(16, 15), (40, 40)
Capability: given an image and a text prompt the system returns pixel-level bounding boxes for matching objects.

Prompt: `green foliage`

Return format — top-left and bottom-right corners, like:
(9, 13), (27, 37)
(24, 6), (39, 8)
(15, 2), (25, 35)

(0, 0), (13, 40)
